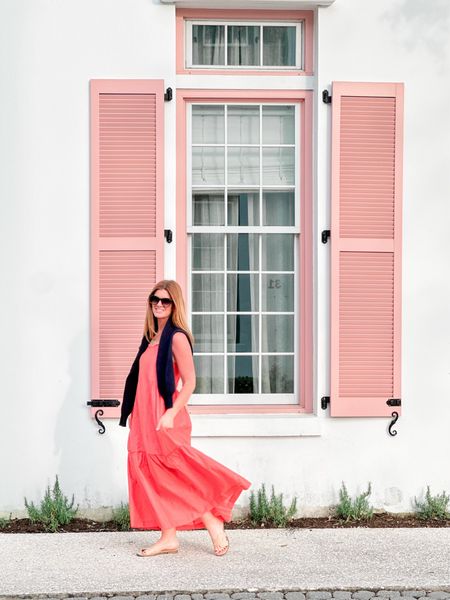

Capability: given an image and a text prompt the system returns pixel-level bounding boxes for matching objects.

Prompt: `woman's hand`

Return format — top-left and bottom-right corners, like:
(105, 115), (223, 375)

(156, 408), (176, 431)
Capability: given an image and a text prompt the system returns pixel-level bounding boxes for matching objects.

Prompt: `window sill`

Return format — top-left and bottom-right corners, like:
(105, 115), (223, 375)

(190, 413), (321, 437)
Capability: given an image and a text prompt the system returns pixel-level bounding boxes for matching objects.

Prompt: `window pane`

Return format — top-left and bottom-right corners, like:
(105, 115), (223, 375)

(262, 106), (295, 145)
(192, 273), (224, 311)
(262, 26), (296, 67)
(192, 25), (225, 66)
(228, 147), (260, 185)
(227, 233), (259, 271)
(227, 26), (260, 66)
(194, 355), (224, 393)
(192, 147), (225, 185)
(227, 274), (259, 312)
(193, 190), (225, 226)
(227, 315), (259, 353)
(262, 190), (294, 226)
(262, 274), (294, 312)
(262, 315), (294, 352)
(261, 355), (294, 393)
(192, 105), (224, 144)
(192, 233), (224, 270)
(228, 355), (259, 393)
(192, 314), (224, 352)
(228, 191), (260, 225)
(262, 234), (294, 270)
(262, 147), (295, 185)
(228, 105), (260, 145)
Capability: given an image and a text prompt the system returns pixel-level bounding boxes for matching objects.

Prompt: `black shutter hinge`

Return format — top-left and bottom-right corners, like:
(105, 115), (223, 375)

(322, 89), (332, 104)
(386, 398), (401, 406)
(87, 399), (120, 435)
(164, 87), (173, 102)
(322, 230), (330, 244)
(164, 229), (173, 243)
(321, 396), (330, 410)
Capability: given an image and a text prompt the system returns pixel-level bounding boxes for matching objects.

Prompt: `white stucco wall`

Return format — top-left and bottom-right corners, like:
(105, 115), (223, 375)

(1, 0), (449, 518)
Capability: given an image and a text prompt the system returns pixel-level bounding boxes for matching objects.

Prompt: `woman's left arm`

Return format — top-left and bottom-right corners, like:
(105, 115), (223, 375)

(157, 332), (196, 430)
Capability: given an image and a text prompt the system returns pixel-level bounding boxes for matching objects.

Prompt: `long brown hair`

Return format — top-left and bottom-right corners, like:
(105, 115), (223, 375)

(144, 279), (194, 346)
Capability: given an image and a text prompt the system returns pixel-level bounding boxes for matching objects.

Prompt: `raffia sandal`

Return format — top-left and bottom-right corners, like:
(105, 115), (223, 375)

(136, 545), (179, 557)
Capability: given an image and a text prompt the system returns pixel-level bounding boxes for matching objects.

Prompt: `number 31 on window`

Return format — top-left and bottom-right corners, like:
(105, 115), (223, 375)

(268, 279), (282, 289)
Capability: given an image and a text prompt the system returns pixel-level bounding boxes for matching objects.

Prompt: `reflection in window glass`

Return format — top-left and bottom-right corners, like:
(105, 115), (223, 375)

(227, 26), (260, 66)
(192, 147), (225, 186)
(192, 25), (225, 65)
(227, 315), (259, 353)
(228, 355), (259, 393)
(192, 105), (224, 144)
(193, 191), (225, 226)
(228, 147), (260, 185)
(228, 105), (260, 144)
(263, 26), (296, 67)
(262, 105), (295, 144)
(192, 273), (224, 312)
(192, 314), (224, 352)
(227, 274), (259, 312)
(228, 191), (260, 226)
(227, 233), (259, 271)
(194, 355), (224, 393)
(261, 355), (294, 393)
(192, 234), (224, 271)
(262, 234), (294, 271)
(262, 147), (295, 185)
(262, 274), (295, 312)
(263, 191), (295, 226)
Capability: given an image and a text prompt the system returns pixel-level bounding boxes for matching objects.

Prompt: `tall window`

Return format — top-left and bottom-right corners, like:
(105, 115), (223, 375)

(188, 103), (300, 405)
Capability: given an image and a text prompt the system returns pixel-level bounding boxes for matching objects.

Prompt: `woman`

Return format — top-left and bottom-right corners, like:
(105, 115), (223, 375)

(119, 279), (251, 557)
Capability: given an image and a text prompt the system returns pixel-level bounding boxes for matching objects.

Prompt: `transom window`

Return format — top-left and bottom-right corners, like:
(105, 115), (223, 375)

(186, 21), (303, 69)
(187, 103), (301, 405)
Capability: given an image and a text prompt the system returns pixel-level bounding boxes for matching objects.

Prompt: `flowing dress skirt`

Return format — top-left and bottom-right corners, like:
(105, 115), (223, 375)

(127, 343), (251, 530)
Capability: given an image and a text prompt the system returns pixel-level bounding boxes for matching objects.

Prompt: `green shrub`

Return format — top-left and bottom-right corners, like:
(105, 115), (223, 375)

(335, 481), (374, 521)
(414, 486), (450, 520)
(24, 475), (78, 532)
(112, 502), (130, 530)
(0, 514), (12, 529)
(249, 483), (297, 527)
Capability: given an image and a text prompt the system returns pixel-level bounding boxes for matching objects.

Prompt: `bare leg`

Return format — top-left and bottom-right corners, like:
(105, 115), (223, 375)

(202, 511), (229, 556)
(137, 527), (179, 556)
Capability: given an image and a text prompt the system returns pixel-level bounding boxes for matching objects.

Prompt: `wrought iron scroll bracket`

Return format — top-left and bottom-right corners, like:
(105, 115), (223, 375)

(87, 399), (120, 434)
(388, 411), (399, 437)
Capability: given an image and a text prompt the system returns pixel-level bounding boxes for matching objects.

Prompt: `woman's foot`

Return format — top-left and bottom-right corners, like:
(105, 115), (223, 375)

(202, 512), (230, 556)
(136, 532), (179, 557)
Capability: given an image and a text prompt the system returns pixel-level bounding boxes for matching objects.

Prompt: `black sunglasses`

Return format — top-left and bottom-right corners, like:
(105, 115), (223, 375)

(149, 294), (173, 307)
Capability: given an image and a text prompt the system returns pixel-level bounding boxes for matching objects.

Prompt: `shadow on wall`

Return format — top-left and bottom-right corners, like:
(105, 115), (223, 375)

(54, 330), (118, 517)
(382, 0), (450, 64)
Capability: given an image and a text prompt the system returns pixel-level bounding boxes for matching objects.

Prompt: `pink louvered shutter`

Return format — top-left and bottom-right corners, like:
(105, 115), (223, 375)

(330, 82), (403, 417)
(90, 80), (164, 419)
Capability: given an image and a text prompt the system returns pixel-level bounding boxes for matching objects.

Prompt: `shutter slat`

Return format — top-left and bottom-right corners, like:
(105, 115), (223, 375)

(90, 80), (165, 419)
(330, 82), (403, 417)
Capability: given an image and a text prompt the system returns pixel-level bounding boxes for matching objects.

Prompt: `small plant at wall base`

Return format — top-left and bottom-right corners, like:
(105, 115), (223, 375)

(112, 502), (130, 530)
(335, 482), (374, 521)
(249, 483), (297, 528)
(414, 486), (450, 520)
(24, 475), (79, 532)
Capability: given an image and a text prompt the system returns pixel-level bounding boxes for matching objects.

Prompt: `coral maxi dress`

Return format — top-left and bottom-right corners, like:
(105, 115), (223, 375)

(127, 341), (251, 530)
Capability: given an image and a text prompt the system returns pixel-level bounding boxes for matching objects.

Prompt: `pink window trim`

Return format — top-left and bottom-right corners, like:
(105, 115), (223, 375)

(176, 9), (314, 76)
(329, 81), (403, 417)
(90, 79), (165, 419)
(176, 88), (313, 415)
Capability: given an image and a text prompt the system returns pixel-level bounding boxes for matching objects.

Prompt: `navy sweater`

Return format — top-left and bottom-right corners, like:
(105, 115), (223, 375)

(119, 319), (193, 427)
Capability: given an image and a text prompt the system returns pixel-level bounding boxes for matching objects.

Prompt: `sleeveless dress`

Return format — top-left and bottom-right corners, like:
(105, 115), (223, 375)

(127, 342), (251, 530)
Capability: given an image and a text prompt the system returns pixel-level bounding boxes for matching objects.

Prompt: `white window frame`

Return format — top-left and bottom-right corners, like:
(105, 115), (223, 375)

(186, 20), (304, 70)
(187, 101), (301, 406)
